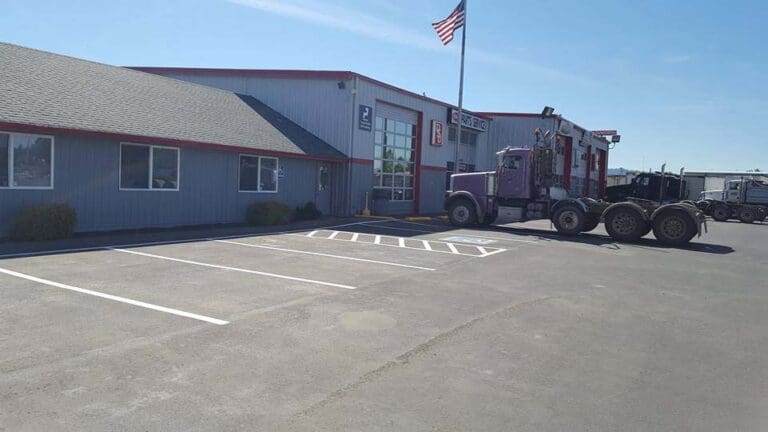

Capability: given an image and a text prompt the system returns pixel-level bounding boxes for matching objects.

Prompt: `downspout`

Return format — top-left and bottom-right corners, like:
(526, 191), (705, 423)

(346, 75), (358, 216)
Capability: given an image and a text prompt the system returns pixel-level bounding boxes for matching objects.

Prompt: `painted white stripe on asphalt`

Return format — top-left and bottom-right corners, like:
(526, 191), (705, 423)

(398, 238), (405, 247)
(0, 267), (229, 325)
(111, 248), (356, 290)
(328, 231), (340, 240)
(351, 233), (359, 242)
(0, 220), (390, 261)
(291, 232), (505, 257)
(477, 246), (488, 255)
(480, 248), (507, 257)
(374, 235), (382, 244)
(447, 243), (460, 254)
(213, 240), (435, 271)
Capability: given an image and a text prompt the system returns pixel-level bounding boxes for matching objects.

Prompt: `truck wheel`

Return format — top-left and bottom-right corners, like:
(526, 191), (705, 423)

(604, 207), (646, 242)
(712, 205), (730, 222)
(653, 209), (697, 246)
(448, 199), (477, 227)
(581, 215), (601, 232)
(738, 208), (756, 224)
(552, 204), (585, 236)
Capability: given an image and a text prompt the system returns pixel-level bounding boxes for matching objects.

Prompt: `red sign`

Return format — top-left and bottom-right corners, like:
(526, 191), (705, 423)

(431, 120), (444, 146)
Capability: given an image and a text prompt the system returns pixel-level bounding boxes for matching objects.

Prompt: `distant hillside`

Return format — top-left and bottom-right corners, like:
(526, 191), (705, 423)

(607, 167), (641, 176)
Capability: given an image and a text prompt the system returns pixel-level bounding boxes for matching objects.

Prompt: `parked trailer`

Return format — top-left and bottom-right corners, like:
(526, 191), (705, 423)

(446, 146), (706, 246)
(700, 179), (768, 223)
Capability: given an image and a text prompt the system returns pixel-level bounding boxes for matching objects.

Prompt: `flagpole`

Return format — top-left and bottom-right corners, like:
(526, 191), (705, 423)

(454, 0), (467, 178)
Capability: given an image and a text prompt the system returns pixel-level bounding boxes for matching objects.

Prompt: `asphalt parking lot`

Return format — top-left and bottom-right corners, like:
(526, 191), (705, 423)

(1, 217), (767, 431)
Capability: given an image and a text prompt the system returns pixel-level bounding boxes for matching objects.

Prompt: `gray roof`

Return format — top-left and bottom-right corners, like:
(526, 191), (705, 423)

(0, 43), (344, 159)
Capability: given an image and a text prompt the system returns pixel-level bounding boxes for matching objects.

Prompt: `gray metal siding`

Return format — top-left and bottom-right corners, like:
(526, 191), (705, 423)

(0, 134), (328, 236)
(419, 170), (448, 214)
(158, 74), (354, 156)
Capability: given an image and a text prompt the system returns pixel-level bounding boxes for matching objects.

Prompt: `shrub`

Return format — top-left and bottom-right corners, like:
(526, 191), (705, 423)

(246, 201), (291, 226)
(12, 203), (77, 241)
(294, 202), (323, 221)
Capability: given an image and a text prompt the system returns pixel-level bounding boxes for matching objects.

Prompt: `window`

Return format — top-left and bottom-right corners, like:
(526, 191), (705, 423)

(448, 127), (478, 146)
(120, 143), (179, 190)
(0, 132), (54, 189)
(503, 155), (522, 170)
(239, 155), (278, 193)
(374, 116), (415, 201)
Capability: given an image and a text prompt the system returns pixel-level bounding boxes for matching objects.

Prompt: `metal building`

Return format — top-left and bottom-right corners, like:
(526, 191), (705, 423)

(684, 171), (768, 199)
(0, 42), (615, 236)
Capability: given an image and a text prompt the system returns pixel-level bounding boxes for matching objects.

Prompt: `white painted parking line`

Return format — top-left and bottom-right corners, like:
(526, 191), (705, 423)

(0, 267), (229, 326)
(213, 239), (435, 271)
(351, 233), (359, 242)
(0, 221), (389, 260)
(328, 231), (340, 240)
(112, 248), (357, 290)
(374, 235), (382, 245)
(447, 243), (460, 254)
(479, 248), (507, 257)
(421, 240), (433, 251)
(398, 238), (405, 247)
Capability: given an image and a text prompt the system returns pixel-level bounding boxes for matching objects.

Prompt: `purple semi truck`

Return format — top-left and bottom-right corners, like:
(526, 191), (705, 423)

(445, 146), (706, 246)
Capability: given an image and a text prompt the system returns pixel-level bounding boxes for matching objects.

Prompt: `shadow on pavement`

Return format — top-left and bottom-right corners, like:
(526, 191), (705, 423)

(341, 220), (735, 256)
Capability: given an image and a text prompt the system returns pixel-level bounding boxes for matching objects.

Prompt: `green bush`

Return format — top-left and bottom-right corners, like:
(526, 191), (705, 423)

(246, 201), (291, 226)
(12, 203), (77, 241)
(294, 202), (323, 221)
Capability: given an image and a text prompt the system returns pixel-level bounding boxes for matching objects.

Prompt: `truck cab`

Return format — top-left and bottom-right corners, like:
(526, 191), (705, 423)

(605, 172), (685, 203)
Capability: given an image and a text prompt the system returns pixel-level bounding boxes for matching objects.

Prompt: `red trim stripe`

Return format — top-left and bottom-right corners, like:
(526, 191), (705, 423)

(0, 121), (347, 163)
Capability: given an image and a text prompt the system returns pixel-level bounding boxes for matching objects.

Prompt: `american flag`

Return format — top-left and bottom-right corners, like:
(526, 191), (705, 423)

(432, 1), (466, 45)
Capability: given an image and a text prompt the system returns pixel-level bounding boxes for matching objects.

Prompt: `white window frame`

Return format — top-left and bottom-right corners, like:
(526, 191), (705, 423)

(0, 131), (55, 190)
(238, 154), (279, 194)
(119, 142), (180, 192)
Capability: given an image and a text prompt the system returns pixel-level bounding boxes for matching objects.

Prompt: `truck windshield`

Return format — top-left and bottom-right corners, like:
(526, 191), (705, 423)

(502, 156), (521, 170)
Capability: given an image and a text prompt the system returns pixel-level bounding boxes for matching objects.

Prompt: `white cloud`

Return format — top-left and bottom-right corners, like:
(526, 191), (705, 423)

(229, 0), (591, 85)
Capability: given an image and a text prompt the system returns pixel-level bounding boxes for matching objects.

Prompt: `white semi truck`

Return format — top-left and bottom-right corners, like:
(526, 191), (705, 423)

(697, 179), (768, 223)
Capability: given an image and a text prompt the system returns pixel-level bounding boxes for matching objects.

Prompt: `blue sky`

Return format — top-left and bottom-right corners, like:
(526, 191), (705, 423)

(1, 0), (766, 171)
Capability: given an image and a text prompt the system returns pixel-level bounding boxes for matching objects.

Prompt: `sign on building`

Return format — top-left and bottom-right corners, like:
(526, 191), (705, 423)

(430, 120), (444, 146)
(447, 108), (488, 132)
(358, 105), (373, 131)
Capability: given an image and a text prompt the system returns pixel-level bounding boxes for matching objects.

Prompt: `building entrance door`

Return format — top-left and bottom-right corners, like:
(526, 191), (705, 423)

(316, 162), (331, 215)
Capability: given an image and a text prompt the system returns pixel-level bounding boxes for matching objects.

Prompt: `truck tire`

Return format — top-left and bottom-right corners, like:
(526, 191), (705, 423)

(581, 214), (601, 232)
(652, 209), (697, 246)
(712, 204), (731, 222)
(738, 208), (756, 224)
(604, 207), (647, 242)
(447, 199), (477, 227)
(552, 204), (585, 236)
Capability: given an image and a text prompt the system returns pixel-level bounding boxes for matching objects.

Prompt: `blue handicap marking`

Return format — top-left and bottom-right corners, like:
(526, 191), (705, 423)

(441, 236), (497, 245)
